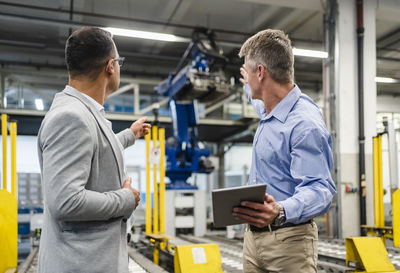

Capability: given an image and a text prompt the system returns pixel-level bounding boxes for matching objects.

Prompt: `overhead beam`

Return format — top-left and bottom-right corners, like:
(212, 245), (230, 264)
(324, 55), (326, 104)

(7, 75), (55, 102)
(0, 108), (247, 126)
(233, 0), (323, 11)
(136, 98), (169, 115)
(204, 94), (238, 115)
(108, 83), (137, 98)
(0, 67), (161, 85)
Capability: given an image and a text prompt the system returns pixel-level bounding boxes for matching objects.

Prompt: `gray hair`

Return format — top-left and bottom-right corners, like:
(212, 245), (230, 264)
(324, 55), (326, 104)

(239, 29), (294, 84)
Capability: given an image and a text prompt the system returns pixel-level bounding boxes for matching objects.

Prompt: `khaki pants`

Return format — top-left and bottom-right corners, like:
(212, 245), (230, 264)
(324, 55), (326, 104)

(243, 222), (318, 273)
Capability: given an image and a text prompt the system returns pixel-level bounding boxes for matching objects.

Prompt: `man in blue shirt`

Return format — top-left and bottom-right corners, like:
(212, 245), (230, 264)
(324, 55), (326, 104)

(232, 29), (336, 272)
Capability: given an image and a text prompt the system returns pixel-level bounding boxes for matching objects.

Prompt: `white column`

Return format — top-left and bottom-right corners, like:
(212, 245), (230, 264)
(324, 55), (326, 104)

(363, 0), (377, 229)
(336, 0), (377, 238)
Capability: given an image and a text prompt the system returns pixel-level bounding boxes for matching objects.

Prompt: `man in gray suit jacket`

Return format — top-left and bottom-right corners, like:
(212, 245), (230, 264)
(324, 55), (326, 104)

(37, 27), (151, 273)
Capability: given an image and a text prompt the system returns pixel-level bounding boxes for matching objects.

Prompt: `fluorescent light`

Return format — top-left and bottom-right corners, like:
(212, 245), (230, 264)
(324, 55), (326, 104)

(35, 99), (44, 111)
(103, 27), (189, 42)
(293, 47), (328, 59)
(375, 76), (399, 83)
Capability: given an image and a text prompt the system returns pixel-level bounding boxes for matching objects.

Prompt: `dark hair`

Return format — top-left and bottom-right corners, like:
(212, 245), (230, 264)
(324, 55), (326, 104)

(65, 27), (115, 80)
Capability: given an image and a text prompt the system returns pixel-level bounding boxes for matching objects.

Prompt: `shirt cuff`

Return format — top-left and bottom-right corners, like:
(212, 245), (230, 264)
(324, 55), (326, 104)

(278, 198), (301, 224)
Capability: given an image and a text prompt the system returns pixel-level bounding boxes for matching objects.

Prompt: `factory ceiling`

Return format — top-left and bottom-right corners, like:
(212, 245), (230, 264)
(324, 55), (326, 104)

(0, 0), (399, 140)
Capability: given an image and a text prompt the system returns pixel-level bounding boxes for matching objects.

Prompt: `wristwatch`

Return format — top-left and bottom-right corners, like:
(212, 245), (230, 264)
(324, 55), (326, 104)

(272, 203), (286, 226)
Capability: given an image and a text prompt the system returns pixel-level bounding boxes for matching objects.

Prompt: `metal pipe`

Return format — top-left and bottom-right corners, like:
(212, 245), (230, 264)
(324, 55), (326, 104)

(134, 85), (140, 115)
(10, 121), (16, 199)
(2, 113), (7, 190)
(145, 132), (151, 235)
(356, 0), (367, 230)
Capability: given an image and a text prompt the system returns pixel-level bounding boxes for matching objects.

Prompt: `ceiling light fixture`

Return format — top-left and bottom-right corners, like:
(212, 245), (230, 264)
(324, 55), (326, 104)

(35, 99), (44, 111)
(104, 27), (329, 59)
(375, 76), (399, 83)
(103, 27), (190, 42)
(292, 47), (328, 59)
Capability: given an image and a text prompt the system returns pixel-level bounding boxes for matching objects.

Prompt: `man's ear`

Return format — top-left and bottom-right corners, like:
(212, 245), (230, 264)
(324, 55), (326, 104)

(105, 59), (114, 74)
(257, 64), (266, 81)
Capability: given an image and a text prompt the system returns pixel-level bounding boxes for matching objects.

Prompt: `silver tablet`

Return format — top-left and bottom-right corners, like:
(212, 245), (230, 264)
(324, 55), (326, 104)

(212, 184), (267, 228)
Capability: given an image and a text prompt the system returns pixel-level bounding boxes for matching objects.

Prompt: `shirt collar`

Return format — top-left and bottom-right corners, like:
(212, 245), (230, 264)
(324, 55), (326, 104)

(263, 84), (301, 123)
(65, 85), (105, 115)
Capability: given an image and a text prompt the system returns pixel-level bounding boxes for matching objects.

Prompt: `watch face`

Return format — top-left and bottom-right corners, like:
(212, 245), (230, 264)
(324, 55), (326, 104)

(274, 205), (286, 226)
(275, 216), (284, 226)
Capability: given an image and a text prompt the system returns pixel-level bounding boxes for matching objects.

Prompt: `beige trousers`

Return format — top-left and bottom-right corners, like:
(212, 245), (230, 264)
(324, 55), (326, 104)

(243, 222), (318, 273)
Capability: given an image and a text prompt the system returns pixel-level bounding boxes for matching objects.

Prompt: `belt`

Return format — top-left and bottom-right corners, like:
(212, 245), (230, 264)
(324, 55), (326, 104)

(249, 220), (312, 232)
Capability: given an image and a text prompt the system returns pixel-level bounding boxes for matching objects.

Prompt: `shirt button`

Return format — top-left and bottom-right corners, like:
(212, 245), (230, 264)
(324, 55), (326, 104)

(253, 179), (256, 183)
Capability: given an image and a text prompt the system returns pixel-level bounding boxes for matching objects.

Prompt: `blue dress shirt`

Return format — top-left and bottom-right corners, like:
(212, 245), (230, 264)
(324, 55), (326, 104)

(246, 84), (336, 224)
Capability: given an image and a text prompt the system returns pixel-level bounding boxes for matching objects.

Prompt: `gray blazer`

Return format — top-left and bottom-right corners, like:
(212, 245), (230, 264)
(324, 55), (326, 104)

(37, 86), (136, 273)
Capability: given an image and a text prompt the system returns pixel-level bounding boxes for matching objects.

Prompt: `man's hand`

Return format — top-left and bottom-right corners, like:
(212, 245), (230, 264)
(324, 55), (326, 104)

(130, 117), (151, 139)
(122, 177), (140, 209)
(239, 65), (248, 85)
(232, 193), (280, 228)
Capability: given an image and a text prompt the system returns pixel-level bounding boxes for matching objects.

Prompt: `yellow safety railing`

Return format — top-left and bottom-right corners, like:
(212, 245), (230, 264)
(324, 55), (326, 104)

(145, 132), (151, 235)
(0, 114), (18, 273)
(153, 126), (158, 236)
(159, 128), (166, 250)
(2, 113), (7, 189)
(10, 122), (17, 199)
(363, 134), (400, 248)
(145, 125), (167, 265)
(393, 189), (400, 247)
(373, 135), (385, 228)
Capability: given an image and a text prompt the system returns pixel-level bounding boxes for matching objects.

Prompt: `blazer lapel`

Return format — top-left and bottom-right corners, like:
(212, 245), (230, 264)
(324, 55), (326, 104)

(63, 87), (125, 186)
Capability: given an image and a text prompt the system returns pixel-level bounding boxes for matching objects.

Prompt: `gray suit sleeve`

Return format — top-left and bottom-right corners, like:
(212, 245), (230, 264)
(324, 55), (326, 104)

(116, 128), (136, 149)
(40, 111), (135, 221)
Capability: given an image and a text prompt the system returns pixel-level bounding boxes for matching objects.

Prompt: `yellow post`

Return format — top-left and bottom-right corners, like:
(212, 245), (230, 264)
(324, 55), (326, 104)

(2, 114), (7, 190)
(152, 125), (158, 234)
(10, 122), (17, 199)
(152, 126), (159, 265)
(0, 116), (17, 273)
(393, 189), (400, 247)
(145, 132), (151, 235)
(373, 136), (385, 228)
(0, 190), (18, 272)
(159, 128), (166, 250)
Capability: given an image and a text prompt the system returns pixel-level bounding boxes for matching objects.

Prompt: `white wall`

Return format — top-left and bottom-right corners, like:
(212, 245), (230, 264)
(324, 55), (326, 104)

(377, 96), (400, 113)
(225, 144), (252, 172)
(0, 136), (40, 192)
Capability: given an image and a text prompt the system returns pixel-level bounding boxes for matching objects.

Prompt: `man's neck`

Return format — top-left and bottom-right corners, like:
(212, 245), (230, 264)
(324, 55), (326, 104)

(262, 82), (294, 114)
(69, 78), (107, 105)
